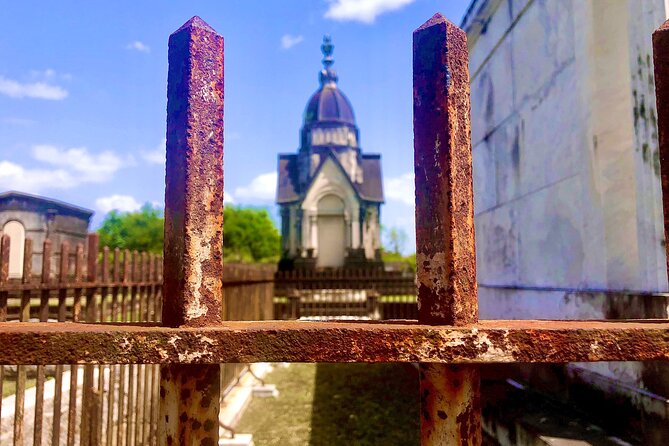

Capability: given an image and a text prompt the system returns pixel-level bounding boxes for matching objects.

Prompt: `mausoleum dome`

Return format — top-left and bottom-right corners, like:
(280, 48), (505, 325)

(304, 85), (355, 126)
(303, 36), (356, 127)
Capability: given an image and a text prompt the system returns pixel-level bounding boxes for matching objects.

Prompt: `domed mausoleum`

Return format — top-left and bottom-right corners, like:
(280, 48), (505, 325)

(276, 36), (384, 270)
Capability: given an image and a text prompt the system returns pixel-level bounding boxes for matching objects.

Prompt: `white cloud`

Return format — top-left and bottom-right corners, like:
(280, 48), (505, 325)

(384, 172), (414, 205)
(29, 68), (55, 79)
(234, 172), (277, 202)
(226, 131), (242, 141)
(224, 191), (235, 204)
(2, 117), (36, 126)
(281, 34), (304, 50)
(324, 0), (416, 23)
(0, 75), (68, 100)
(29, 69), (72, 82)
(0, 161), (76, 193)
(0, 145), (127, 194)
(142, 138), (165, 165)
(126, 41), (151, 53)
(95, 195), (142, 214)
(32, 145), (125, 183)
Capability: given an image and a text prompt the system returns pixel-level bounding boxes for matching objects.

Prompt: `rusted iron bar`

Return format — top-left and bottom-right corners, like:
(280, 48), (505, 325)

(414, 13), (480, 445)
(160, 15), (224, 446)
(81, 233), (101, 446)
(105, 248), (119, 446)
(14, 239), (32, 446)
(653, 21), (669, 275)
(34, 239), (52, 446)
(53, 241), (69, 446)
(67, 244), (84, 446)
(414, 14), (477, 326)
(163, 16), (224, 328)
(0, 235), (7, 421)
(0, 319), (668, 364)
(0, 281), (161, 292)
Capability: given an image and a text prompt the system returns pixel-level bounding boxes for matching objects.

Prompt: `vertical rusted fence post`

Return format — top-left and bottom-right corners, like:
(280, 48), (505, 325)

(81, 233), (100, 446)
(653, 22), (669, 269)
(159, 15), (225, 446)
(14, 238), (32, 446)
(34, 239), (52, 446)
(413, 13), (481, 445)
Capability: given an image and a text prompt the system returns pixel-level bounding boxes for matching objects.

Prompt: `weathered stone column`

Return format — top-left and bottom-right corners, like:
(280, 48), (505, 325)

(159, 15), (224, 446)
(413, 13), (481, 445)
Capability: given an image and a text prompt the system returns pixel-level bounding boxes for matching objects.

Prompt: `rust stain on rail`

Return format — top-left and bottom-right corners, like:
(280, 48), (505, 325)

(1, 320), (668, 365)
(413, 13), (477, 327)
(160, 364), (219, 446)
(420, 364), (481, 445)
(163, 15), (225, 329)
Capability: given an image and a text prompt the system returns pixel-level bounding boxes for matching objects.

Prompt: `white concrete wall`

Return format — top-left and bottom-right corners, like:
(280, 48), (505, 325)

(469, 0), (668, 310)
(467, 0), (668, 387)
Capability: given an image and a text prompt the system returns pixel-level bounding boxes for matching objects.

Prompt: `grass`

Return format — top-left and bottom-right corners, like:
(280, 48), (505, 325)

(236, 363), (419, 446)
(2, 376), (41, 397)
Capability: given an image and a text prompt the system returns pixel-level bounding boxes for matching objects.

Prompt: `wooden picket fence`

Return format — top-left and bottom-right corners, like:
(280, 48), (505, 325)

(0, 233), (274, 445)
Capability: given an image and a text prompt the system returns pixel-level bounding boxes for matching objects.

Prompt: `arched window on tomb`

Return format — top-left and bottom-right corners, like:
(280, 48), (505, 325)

(2, 220), (25, 279)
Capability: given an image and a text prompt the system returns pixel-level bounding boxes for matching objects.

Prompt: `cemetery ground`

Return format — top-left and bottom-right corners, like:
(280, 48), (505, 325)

(236, 363), (420, 446)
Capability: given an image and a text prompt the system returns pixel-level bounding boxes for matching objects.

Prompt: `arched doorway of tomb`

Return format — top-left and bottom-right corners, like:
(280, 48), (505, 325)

(316, 194), (346, 268)
(2, 220), (25, 279)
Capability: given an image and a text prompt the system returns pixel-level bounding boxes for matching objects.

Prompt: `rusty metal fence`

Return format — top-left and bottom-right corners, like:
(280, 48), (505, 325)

(3, 12), (669, 446)
(274, 269), (418, 320)
(0, 234), (162, 445)
(0, 234), (274, 445)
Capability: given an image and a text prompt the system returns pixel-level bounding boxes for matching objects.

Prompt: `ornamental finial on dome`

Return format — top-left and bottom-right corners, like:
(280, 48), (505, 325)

(319, 35), (338, 87)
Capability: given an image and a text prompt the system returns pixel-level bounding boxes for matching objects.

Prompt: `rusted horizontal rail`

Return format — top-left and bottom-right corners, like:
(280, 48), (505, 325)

(0, 281), (158, 292)
(0, 279), (269, 292)
(0, 320), (667, 365)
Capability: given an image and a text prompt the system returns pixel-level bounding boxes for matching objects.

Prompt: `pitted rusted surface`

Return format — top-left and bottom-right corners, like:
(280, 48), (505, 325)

(159, 365), (220, 446)
(420, 364), (481, 445)
(414, 14), (480, 444)
(1, 320), (669, 365)
(1, 234), (9, 283)
(653, 21), (669, 277)
(164, 16), (225, 328)
(161, 16), (224, 446)
(413, 14), (477, 326)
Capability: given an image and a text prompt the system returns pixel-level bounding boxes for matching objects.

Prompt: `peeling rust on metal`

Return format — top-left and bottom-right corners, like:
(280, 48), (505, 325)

(163, 15), (225, 329)
(1, 320), (668, 365)
(159, 364), (219, 446)
(414, 13), (481, 445)
(161, 15), (224, 446)
(413, 13), (477, 326)
(420, 364), (481, 445)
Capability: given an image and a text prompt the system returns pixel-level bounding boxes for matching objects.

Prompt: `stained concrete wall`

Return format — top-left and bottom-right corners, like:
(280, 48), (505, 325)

(464, 0), (669, 440)
(468, 0), (667, 301)
(467, 0), (667, 321)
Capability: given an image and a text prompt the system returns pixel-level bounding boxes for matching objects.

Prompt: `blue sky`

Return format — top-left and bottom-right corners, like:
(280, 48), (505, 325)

(0, 0), (471, 253)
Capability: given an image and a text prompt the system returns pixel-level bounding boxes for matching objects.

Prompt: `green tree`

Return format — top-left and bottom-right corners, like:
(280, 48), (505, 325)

(385, 227), (408, 255)
(97, 204), (164, 253)
(381, 226), (415, 273)
(97, 204), (281, 263)
(223, 206), (280, 263)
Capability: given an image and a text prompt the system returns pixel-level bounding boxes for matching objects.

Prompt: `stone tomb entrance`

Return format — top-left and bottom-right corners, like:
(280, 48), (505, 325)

(316, 194), (346, 268)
